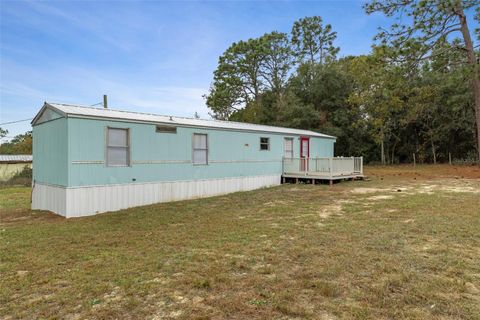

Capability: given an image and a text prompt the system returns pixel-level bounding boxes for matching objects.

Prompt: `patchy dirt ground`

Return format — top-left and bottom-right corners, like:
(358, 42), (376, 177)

(1, 165), (479, 319)
(365, 163), (480, 179)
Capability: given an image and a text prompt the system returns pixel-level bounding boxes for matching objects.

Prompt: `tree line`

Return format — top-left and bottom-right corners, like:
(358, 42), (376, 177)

(0, 129), (32, 155)
(205, 0), (479, 164)
(1, 1), (478, 164)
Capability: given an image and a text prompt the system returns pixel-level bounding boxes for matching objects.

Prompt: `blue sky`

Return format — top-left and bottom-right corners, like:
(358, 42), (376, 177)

(0, 0), (434, 138)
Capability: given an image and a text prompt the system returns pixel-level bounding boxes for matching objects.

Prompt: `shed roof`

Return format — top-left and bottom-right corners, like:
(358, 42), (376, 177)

(0, 155), (32, 163)
(33, 102), (335, 139)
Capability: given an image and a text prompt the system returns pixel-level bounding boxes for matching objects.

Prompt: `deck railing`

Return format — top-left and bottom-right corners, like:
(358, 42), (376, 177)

(282, 157), (363, 178)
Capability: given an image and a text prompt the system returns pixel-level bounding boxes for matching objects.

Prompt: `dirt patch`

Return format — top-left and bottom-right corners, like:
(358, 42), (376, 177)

(192, 248), (216, 256)
(318, 204), (342, 218)
(64, 313), (82, 320)
(102, 286), (123, 304)
(411, 238), (440, 253)
(225, 253), (246, 259)
(144, 276), (169, 285)
(264, 200), (294, 206)
(465, 282), (480, 295)
(365, 164), (480, 180)
(350, 187), (386, 194)
(0, 209), (62, 227)
(353, 179), (479, 199)
(26, 293), (55, 305)
(416, 181), (480, 194)
(367, 195), (394, 201)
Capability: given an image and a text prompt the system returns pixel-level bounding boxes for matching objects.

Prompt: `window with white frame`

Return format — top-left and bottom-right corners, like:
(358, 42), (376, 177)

(260, 137), (270, 151)
(284, 138), (293, 158)
(193, 133), (208, 165)
(106, 127), (130, 166)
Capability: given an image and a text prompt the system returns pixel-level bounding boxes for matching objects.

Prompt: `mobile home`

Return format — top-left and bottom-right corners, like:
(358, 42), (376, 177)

(31, 102), (361, 218)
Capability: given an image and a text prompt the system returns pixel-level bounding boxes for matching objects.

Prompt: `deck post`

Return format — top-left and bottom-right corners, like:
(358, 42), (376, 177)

(312, 178), (315, 185)
(295, 178), (299, 184)
(329, 157), (333, 180)
(282, 176), (286, 184)
(329, 180), (333, 187)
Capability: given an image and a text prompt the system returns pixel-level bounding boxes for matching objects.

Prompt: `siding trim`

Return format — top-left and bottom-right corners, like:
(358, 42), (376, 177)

(209, 159), (280, 164)
(132, 160), (191, 164)
(70, 159), (281, 165)
(72, 160), (104, 164)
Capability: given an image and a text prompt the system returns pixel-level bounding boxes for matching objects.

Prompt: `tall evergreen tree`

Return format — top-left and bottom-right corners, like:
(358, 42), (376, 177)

(291, 16), (339, 65)
(364, 0), (480, 161)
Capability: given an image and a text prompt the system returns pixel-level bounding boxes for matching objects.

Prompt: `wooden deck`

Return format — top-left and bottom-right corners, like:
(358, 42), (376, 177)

(282, 157), (364, 185)
(282, 172), (364, 180)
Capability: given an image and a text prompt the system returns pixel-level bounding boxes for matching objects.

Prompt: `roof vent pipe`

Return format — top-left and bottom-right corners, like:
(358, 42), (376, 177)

(103, 95), (108, 109)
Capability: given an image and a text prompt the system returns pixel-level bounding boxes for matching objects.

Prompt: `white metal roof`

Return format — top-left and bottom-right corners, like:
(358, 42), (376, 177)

(35, 102), (335, 139)
(0, 155), (32, 163)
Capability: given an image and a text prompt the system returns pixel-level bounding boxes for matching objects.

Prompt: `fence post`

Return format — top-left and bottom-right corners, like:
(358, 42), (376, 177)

(413, 153), (416, 167)
(449, 152), (452, 165)
(360, 156), (363, 175)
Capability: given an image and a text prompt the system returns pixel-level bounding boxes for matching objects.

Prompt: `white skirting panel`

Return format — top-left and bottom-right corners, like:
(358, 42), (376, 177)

(32, 174), (281, 218)
(32, 182), (67, 216)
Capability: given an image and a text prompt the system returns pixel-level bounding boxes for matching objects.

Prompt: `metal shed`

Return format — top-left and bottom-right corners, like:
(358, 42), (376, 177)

(0, 155), (32, 182)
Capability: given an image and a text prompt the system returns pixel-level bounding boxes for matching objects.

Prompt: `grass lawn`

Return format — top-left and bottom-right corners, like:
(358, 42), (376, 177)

(1, 165), (479, 319)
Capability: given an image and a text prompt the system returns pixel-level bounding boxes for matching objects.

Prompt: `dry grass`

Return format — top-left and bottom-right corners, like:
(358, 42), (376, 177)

(1, 165), (479, 319)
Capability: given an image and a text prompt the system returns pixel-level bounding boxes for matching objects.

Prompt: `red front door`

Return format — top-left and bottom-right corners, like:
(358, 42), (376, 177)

(300, 137), (309, 171)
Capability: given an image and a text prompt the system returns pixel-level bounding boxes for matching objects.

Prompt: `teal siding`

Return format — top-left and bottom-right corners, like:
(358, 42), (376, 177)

(310, 137), (335, 157)
(36, 108), (63, 124)
(65, 118), (335, 187)
(33, 117), (69, 186)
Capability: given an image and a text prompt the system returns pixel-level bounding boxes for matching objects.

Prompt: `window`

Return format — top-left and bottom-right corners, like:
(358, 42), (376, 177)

(156, 125), (177, 133)
(260, 137), (270, 151)
(193, 133), (208, 165)
(284, 138), (293, 158)
(106, 128), (130, 166)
